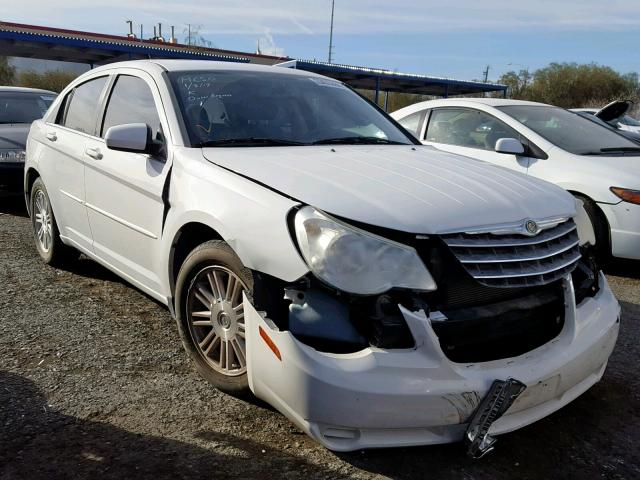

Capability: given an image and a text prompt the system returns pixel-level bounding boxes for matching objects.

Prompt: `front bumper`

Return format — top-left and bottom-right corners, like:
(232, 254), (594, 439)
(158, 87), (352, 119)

(0, 162), (25, 191)
(244, 273), (620, 451)
(599, 201), (640, 260)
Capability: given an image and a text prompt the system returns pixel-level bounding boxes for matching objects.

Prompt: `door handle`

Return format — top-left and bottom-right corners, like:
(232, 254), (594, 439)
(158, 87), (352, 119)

(85, 147), (103, 160)
(46, 132), (57, 142)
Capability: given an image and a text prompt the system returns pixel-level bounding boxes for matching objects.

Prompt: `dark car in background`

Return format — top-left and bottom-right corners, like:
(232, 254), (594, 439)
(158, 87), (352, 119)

(0, 87), (56, 192)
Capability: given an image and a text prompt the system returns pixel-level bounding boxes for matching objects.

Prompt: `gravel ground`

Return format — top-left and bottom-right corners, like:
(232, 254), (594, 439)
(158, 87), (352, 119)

(1, 194), (639, 479)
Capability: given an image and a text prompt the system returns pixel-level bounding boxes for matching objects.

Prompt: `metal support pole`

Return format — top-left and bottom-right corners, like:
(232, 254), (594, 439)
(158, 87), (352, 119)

(444, 83), (449, 98)
(503, 88), (507, 98)
(374, 77), (381, 105)
(384, 90), (389, 112)
(328, 0), (335, 63)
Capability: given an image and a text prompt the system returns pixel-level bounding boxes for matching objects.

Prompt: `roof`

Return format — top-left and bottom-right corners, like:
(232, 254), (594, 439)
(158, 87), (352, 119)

(0, 86), (57, 94)
(391, 98), (551, 117)
(434, 98), (548, 107)
(0, 21), (284, 65)
(82, 59), (328, 82)
(150, 59), (323, 77)
(290, 60), (507, 97)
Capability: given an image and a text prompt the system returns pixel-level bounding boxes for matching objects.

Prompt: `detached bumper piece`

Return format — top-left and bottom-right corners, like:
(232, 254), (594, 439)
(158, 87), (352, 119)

(465, 378), (527, 459)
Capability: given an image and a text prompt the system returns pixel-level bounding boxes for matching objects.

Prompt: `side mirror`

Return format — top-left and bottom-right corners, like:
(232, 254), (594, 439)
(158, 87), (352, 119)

(105, 123), (152, 154)
(495, 137), (525, 155)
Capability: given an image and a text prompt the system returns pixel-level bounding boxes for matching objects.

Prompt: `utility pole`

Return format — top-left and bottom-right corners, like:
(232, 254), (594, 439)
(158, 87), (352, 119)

(187, 24), (192, 45)
(328, 0), (335, 63)
(482, 65), (490, 83)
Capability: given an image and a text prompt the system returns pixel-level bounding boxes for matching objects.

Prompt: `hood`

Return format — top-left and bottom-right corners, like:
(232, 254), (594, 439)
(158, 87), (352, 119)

(0, 124), (30, 150)
(595, 100), (632, 123)
(203, 145), (575, 234)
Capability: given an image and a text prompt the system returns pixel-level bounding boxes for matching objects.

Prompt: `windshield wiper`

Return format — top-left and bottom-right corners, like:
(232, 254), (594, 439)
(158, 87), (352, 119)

(582, 146), (640, 155)
(198, 137), (308, 147)
(599, 147), (640, 152)
(312, 136), (408, 145)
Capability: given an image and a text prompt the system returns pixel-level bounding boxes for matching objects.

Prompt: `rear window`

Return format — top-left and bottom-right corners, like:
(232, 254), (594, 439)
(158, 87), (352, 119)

(0, 92), (53, 124)
(61, 77), (108, 135)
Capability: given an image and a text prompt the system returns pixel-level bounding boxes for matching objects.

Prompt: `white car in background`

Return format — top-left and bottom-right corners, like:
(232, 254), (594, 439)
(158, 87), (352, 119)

(24, 61), (619, 456)
(392, 99), (640, 261)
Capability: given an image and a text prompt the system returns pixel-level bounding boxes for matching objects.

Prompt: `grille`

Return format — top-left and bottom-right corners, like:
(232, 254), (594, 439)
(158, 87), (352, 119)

(441, 219), (581, 288)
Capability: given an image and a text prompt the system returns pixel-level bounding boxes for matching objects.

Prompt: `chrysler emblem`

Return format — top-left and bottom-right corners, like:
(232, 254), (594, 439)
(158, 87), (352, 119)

(524, 219), (539, 235)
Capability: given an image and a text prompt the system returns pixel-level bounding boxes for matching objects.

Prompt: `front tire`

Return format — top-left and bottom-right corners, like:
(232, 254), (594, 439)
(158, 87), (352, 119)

(175, 240), (254, 396)
(30, 177), (78, 266)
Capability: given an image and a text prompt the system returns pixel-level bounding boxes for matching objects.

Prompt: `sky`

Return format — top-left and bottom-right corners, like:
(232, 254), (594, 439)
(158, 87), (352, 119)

(3, 0), (640, 82)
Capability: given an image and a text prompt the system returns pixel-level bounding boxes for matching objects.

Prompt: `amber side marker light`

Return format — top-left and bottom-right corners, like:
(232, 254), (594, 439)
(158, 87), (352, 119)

(610, 187), (640, 205)
(259, 326), (282, 361)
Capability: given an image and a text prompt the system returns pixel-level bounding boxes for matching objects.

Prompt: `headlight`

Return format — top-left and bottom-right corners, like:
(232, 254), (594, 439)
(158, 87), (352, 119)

(293, 206), (437, 295)
(0, 149), (26, 163)
(610, 187), (640, 205)
(573, 197), (595, 246)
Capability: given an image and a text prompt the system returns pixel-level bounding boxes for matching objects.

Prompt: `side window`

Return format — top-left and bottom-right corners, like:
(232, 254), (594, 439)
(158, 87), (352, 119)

(398, 110), (425, 138)
(101, 75), (161, 139)
(59, 76), (108, 135)
(426, 108), (520, 151)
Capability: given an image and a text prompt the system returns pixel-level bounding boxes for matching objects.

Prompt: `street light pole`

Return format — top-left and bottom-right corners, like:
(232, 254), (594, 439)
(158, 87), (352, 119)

(328, 0), (335, 63)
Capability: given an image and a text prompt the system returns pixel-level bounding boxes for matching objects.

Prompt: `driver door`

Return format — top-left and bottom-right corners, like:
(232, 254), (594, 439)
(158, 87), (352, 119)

(421, 107), (531, 174)
(83, 71), (171, 298)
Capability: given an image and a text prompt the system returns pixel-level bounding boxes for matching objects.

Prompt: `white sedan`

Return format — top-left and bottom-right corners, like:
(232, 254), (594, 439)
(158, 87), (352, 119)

(392, 99), (640, 260)
(24, 61), (619, 456)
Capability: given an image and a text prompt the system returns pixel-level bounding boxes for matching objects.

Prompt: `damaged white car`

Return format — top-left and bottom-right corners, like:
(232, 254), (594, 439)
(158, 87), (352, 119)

(24, 60), (620, 457)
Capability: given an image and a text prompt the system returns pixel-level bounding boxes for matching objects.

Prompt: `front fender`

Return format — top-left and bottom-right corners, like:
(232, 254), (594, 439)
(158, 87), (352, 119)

(159, 155), (309, 297)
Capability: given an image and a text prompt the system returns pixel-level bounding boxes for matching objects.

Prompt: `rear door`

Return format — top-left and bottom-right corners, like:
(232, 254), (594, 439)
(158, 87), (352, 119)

(83, 70), (172, 297)
(421, 107), (531, 174)
(42, 75), (109, 252)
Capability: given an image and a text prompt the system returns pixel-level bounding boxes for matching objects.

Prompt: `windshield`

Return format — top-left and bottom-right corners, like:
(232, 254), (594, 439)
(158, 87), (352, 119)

(497, 105), (640, 155)
(0, 92), (55, 124)
(168, 70), (414, 147)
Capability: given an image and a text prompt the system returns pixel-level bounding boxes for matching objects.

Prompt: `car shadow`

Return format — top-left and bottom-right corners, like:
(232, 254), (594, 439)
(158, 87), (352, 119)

(0, 371), (347, 480)
(0, 192), (28, 217)
(604, 258), (640, 280)
(57, 255), (125, 284)
(332, 376), (636, 479)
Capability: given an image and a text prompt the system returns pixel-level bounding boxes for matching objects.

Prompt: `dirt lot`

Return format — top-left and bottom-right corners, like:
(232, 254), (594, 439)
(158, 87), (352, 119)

(1, 194), (639, 480)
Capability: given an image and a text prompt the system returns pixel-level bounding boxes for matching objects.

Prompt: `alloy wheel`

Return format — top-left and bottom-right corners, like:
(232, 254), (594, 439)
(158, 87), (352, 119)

(34, 190), (53, 253)
(186, 265), (248, 376)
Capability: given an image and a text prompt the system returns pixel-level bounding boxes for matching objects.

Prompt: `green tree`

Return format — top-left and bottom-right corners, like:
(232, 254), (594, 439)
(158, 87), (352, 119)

(0, 57), (16, 85)
(497, 69), (532, 99)
(17, 70), (77, 93)
(498, 62), (639, 108)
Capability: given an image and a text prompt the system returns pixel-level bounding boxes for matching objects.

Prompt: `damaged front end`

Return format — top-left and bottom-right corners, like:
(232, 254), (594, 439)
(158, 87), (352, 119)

(243, 207), (619, 454)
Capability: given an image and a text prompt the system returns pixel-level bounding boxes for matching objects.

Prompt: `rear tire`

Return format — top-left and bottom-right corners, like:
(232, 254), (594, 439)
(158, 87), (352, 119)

(175, 240), (254, 397)
(573, 194), (611, 263)
(30, 177), (79, 267)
